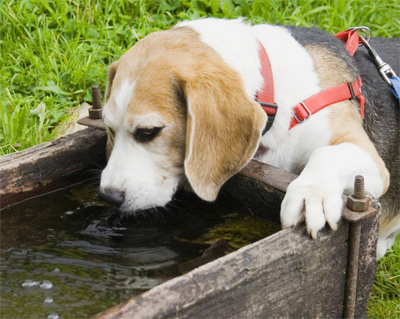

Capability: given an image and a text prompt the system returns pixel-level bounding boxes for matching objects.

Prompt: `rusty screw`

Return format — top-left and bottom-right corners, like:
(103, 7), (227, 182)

(347, 175), (371, 212)
(89, 85), (102, 119)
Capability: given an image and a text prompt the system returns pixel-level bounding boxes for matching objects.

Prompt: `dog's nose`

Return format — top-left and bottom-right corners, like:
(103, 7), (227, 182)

(98, 188), (125, 208)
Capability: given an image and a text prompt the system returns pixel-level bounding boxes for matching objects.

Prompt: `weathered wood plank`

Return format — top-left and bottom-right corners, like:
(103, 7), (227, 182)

(0, 128), (107, 209)
(96, 222), (350, 319)
(355, 204), (380, 319)
(96, 210), (380, 319)
(239, 160), (298, 193)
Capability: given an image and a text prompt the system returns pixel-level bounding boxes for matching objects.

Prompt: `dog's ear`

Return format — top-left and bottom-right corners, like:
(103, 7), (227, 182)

(184, 72), (267, 201)
(105, 61), (118, 160)
(105, 61), (119, 103)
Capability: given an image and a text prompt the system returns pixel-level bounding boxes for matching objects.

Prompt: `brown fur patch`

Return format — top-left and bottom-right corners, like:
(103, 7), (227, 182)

(105, 128), (114, 160)
(105, 61), (118, 103)
(185, 61), (266, 201)
(105, 27), (266, 201)
(305, 44), (390, 193)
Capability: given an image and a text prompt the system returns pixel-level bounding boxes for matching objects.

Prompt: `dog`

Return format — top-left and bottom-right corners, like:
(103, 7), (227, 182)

(98, 18), (399, 258)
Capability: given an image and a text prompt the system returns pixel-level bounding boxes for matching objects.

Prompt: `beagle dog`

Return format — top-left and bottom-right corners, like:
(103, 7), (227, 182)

(99, 18), (399, 258)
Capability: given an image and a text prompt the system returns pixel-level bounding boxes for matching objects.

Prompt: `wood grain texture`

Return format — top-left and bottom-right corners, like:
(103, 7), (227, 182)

(96, 222), (351, 319)
(354, 203), (380, 319)
(240, 160), (298, 193)
(0, 128), (107, 209)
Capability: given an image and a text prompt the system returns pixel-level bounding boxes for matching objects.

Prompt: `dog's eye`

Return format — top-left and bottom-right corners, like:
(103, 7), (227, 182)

(134, 127), (162, 143)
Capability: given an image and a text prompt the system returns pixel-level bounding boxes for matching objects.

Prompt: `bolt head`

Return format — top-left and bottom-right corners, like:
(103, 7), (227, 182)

(347, 194), (371, 212)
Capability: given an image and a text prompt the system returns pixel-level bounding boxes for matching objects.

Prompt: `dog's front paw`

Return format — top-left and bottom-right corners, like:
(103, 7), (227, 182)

(280, 177), (343, 239)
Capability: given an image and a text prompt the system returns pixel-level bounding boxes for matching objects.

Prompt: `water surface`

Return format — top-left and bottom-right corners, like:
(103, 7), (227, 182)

(0, 182), (280, 318)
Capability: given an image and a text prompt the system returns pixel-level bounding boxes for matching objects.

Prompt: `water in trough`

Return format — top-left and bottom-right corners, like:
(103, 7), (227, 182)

(0, 182), (280, 318)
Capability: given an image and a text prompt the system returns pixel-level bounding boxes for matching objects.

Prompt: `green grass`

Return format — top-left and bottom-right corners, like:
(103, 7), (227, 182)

(368, 236), (400, 319)
(0, 0), (399, 317)
(1, 0), (399, 154)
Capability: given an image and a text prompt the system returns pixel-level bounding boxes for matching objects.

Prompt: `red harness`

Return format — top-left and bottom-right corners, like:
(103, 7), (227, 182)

(256, 29), (365, 133)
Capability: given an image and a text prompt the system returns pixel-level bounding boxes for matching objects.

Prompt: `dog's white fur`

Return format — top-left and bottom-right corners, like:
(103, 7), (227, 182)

(101, 18), (393, 257)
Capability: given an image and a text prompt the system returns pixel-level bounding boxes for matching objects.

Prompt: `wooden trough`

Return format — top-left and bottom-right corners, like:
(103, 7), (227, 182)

(0, 125), (380, 319)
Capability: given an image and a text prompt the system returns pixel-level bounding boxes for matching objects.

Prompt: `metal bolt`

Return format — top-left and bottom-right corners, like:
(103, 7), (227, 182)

(91, 85), (102, 109)
(354, 175), (365, 199)
(343, 175), (369, 319)
(347, 175), (370, 212)
(89, 85), (102, 119)
(343, 220), (362, 319)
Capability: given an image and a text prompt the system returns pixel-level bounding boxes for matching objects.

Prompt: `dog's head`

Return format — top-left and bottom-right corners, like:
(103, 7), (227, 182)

(99, 27), (266, 212)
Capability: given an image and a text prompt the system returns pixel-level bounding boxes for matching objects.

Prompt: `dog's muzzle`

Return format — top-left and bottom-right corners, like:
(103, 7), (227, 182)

(98, 188), (125, 208)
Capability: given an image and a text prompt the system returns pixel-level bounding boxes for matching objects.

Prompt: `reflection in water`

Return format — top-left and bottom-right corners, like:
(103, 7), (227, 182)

(0, 182), (280, 318)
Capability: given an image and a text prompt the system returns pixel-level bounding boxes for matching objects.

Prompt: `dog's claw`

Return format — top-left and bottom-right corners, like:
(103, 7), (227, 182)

(310, 229), (318, 240)
(281, 176), (344, 241)
(327, 221), (338, 231)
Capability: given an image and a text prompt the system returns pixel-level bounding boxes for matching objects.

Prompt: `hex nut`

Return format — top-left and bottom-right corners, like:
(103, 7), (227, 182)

(347, 194), (371, 212)
(89, 108), (102, 119)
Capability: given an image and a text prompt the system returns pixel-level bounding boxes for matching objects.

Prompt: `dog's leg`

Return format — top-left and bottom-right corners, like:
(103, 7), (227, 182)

(377, 213), (400, 257)
(280, 44), (391, 239)
(281, 119), (389, 238)
(377, 233), (397, 258)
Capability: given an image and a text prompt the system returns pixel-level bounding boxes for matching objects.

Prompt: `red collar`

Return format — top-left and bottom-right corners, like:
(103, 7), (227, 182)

(255, 41), (278, 135)
(256, 31), (365, 134)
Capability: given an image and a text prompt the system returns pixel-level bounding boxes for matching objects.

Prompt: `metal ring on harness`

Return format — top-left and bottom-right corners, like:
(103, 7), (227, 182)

(348, 26), (372, 46)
